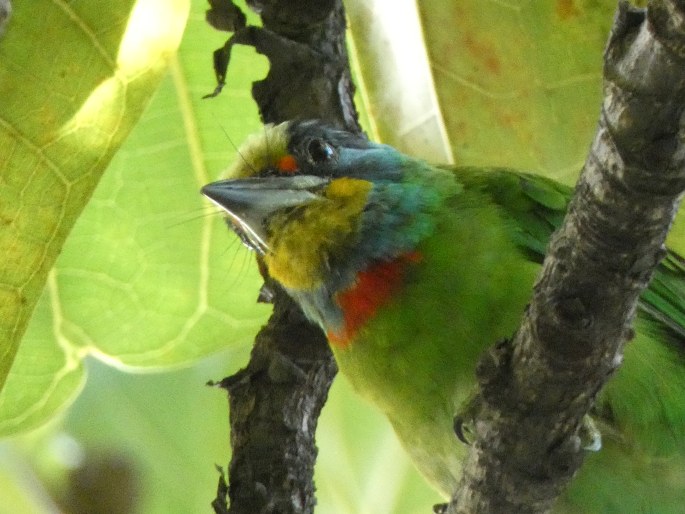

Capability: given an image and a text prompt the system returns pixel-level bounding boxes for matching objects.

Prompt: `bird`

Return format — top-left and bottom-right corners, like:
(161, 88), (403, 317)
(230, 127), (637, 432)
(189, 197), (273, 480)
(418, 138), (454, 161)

(201, 120), (685, 513)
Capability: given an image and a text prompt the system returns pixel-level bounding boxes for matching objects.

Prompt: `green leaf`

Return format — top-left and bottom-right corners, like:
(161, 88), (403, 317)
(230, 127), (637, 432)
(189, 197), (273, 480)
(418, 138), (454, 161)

(348, 0), (614, 181)
(0, 0), (271, 435)
(0, 0), (189, 401)
(421, 0), (614, 178)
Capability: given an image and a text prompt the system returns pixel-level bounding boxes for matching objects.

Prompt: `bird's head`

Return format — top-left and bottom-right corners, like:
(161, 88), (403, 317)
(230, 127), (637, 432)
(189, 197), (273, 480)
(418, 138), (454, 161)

(202, 120), (453, 343)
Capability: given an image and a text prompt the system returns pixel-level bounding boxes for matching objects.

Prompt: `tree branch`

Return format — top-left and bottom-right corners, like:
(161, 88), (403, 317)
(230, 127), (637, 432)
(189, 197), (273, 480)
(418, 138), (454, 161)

(205, 1), (359, 513)
(448, 2), (685, 512)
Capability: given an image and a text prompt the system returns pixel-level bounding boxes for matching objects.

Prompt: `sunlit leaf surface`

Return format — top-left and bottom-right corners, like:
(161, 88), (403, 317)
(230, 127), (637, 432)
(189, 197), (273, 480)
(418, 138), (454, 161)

(0, 0), (191, 426)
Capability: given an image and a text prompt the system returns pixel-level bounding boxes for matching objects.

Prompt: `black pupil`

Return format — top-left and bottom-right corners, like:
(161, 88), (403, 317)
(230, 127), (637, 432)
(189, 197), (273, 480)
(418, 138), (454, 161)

(308, 139), (333, 163)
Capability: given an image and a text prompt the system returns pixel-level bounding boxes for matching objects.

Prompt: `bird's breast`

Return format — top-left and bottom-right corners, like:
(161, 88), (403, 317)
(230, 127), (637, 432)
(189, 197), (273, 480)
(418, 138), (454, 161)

(327, 251), (423, 347)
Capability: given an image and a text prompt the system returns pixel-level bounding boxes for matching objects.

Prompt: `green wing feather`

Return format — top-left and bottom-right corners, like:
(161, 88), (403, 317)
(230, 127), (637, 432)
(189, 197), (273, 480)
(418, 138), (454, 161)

(443, 166), (570, 258)
(452, 165), (685, 344)
(640, 252), (685, 342)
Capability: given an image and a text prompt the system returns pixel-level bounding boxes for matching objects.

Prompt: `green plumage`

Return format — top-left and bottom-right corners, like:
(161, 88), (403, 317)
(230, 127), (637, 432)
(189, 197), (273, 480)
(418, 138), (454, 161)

(202, 121), (685, 513)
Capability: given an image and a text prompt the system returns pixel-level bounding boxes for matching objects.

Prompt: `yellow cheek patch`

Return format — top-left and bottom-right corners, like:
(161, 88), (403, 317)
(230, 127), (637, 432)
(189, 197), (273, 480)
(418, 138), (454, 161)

(265, 178), (373, 290)
(326, 176), (373, 200)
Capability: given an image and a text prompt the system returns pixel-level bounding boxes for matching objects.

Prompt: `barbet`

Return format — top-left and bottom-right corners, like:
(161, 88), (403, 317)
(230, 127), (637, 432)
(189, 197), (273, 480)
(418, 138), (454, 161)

(202, 120), (685, 513)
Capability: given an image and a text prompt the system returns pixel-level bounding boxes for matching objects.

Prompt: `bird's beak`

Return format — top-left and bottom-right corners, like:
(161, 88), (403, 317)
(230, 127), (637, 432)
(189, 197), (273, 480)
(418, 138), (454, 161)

(201, 175), (330, 254)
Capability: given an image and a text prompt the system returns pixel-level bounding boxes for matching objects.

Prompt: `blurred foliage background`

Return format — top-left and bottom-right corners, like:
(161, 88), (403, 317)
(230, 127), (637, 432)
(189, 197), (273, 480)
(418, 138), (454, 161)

(0, 0), (670, 512)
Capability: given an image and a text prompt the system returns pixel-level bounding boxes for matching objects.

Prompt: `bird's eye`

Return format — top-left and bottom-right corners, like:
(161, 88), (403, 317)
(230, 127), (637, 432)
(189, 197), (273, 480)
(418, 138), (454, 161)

(306, 138), (335, 164)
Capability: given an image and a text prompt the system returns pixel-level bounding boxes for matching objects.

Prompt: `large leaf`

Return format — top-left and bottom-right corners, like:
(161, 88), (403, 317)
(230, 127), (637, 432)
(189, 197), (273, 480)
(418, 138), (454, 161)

(0, 0), (188, 398)
(347, 0), (613, 178)
(0, 1), (270, 435)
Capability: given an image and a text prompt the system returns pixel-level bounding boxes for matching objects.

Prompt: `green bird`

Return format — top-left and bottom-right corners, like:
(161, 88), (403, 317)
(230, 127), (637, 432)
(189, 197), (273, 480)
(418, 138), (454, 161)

(202, 120), (685, 513)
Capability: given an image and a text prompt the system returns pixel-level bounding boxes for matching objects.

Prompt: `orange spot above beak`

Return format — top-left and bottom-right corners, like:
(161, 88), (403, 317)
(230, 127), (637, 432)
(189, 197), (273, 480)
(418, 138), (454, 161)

(276, 154), (299, 173)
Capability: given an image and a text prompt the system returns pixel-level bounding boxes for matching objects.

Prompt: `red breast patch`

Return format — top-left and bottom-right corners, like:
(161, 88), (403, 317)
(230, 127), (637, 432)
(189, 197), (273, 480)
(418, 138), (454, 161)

(328, 251), (422, 348)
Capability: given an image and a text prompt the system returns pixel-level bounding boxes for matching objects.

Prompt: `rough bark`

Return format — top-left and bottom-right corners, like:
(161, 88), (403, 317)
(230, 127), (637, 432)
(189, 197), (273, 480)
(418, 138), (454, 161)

(447, 2), (685, 512)
(204, 1), (359, 513)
